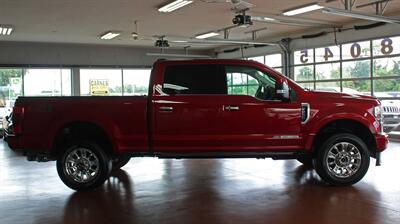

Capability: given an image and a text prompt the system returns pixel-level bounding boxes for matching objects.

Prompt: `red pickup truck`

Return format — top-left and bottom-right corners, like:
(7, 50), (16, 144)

(6, 59), (388, 191)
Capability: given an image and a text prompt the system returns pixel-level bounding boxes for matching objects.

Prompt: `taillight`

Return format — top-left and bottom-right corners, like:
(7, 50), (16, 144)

(12, 106), (24, 134)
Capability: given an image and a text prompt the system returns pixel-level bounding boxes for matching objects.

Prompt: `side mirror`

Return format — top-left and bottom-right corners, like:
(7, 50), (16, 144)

(276, 79), (290, 102)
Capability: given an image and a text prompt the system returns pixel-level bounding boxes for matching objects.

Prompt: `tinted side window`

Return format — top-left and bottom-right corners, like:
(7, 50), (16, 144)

(163, 65), (227, 95)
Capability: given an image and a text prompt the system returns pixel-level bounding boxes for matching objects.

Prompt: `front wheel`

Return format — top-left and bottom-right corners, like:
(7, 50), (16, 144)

(56, 141), (112, 191)
(314, 134), (370, 186)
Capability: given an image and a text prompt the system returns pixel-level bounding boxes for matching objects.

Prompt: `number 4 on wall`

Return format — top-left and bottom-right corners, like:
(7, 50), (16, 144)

(324, 48), (333, 61)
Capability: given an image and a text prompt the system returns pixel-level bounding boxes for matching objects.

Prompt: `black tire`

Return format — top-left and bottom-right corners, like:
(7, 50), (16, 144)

(56, 141), (112, 191)
(112, 155), (131, 171)
(297, 158), (314, 168)
(314, 133), (370, 186)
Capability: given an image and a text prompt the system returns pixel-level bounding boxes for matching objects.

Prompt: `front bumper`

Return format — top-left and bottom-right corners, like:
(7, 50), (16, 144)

(375, 133), (389, 152)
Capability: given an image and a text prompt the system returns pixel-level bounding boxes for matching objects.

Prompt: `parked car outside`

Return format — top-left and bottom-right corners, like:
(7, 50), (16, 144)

(0, 100), (15, 138)
(373, 93), (400, 133)
(388, 123), (400, 141)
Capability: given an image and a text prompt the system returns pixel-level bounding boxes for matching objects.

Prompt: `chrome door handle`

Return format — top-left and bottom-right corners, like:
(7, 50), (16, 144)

(159, 106), (174, 112)
(224, 105), (240, 111)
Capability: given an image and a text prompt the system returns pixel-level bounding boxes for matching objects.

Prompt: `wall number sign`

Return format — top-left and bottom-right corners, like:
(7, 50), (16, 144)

(297, 37), (397, 64)
(381, 38), (393, 55)
(300, 50), (309, 64)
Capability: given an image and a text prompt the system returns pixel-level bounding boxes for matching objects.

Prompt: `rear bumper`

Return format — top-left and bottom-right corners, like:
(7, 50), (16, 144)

(5, 134), (23, 150)
(375, 133), (389, 152)
(5, 134), (53, 161)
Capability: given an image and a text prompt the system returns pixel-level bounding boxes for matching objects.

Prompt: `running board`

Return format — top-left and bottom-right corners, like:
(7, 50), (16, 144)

(154, 151), (310, 160)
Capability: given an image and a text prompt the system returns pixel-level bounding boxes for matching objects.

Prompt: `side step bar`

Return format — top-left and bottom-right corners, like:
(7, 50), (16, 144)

(154, 151), (311, 160)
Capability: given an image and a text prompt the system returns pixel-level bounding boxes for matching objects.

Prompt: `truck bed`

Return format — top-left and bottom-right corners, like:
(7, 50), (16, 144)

(14, 96), (149, 153)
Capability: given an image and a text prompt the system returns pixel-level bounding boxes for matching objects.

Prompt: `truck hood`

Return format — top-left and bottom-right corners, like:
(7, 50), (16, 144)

(308, 90), (379, 104)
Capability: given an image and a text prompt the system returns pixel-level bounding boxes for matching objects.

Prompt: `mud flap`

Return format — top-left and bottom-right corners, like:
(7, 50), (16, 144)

(375, 152), (381, 166)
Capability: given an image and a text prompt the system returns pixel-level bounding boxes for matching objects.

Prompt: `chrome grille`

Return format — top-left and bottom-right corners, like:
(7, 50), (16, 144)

(383, 106), (400, 113)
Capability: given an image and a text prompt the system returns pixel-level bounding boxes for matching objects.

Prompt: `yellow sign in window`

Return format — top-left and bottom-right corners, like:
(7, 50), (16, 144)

(89, 79), (109, 96)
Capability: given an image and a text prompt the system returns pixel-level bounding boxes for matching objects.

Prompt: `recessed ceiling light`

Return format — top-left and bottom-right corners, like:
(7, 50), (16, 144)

(158, 0), (193, 13)
(172, 40), (189, 43)
(100, 31), (120, 40)
(0, 26), (13, 36)
(195, 32), (220, 39)
(283, 3), (324, 16)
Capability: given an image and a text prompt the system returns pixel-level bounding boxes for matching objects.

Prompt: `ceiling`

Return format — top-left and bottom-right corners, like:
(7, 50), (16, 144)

(0, 0), (399, 50)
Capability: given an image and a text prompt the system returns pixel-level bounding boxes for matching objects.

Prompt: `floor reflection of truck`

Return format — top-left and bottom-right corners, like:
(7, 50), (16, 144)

(317, 87), (400, 133)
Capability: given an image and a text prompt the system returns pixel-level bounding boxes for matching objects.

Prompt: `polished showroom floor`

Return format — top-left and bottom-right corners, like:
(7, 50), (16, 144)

(1, 141), (400, 224)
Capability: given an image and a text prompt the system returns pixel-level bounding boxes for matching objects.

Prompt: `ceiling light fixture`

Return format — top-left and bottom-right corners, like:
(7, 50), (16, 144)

(100, 31), (121, 40)
(252, 16), (337, 28)
(283, 3), (324, 16)
(195, 32), (220, 39)
(322, 7), (400, 24)
(176, 38), (278, 46)
(131, 32), (139, 38)
(158, 0), (193, 13)
(262, 17), (276, 21)
(0, 26), (13, 36)
(173, 40), (189, 43)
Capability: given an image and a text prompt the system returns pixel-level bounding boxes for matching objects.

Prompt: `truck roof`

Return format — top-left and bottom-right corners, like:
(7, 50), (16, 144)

(154, 58), (267, 67)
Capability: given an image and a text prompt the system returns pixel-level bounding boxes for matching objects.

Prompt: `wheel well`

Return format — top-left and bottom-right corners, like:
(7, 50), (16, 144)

(313, 119), (376, 156)
(52, 122), (113, 157)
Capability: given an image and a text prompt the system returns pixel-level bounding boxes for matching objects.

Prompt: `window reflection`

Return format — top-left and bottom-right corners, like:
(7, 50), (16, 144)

(80, 69), (122, 96)
(293, 37), (400, 98)
(24, 69), (71, 96)
(316, 63), (340, 80)
(123, 69), (151, 96)
(342, 60), (371, 79)
(294, 65), (314, 81)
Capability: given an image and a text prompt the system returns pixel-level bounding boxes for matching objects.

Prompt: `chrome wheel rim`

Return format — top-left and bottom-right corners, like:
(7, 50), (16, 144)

(326, 142), (362, 179)
(65, 148), (100, 183)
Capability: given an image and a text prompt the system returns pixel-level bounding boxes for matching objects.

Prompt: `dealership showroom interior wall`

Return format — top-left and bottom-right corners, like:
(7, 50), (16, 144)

(1, 0), (400, 223)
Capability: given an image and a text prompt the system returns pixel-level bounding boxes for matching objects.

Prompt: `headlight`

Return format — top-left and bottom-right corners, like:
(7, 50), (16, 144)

(374, 105), (384, 133)
(374, 105), (383, 120)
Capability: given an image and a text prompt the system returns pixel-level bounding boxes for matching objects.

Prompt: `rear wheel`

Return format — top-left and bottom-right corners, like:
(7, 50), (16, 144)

(56, 141), (112, 191)
(314, 134), (370, 186)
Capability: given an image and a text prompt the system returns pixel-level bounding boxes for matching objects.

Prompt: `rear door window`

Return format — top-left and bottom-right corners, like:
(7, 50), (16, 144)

(163, 64), (227, 95)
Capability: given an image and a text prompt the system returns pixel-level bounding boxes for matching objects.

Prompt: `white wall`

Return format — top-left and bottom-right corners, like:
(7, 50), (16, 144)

(0, 41), (211, 67)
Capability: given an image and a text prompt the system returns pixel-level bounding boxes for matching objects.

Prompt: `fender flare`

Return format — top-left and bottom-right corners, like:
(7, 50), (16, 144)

(46, 112), (118, 152)
(304, 108), (377, 150)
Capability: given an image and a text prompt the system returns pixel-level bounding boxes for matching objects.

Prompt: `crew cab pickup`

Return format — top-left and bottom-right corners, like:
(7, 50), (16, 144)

(5, 59), (388, 190)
